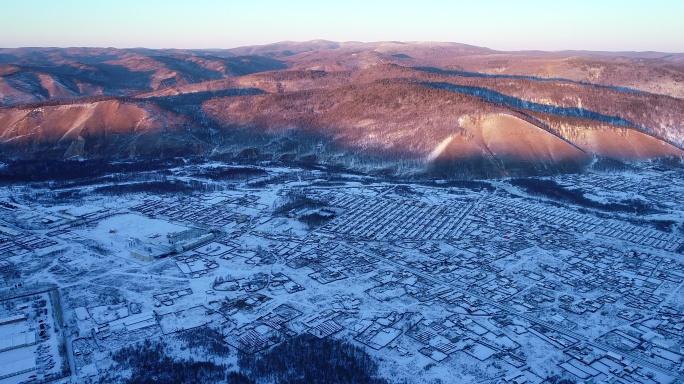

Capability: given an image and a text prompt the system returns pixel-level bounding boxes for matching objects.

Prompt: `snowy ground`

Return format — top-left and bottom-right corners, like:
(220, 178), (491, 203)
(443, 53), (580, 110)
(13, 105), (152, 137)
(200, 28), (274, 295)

(0, 162), (683, 383)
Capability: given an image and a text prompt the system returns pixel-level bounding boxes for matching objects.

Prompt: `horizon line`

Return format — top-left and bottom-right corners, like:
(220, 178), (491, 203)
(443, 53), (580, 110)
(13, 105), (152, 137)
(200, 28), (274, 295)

(1, 40), (683, 55)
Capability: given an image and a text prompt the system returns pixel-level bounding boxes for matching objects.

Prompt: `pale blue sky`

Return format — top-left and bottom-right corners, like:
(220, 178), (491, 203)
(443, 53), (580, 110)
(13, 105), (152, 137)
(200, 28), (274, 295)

(2, 0), (683, 52)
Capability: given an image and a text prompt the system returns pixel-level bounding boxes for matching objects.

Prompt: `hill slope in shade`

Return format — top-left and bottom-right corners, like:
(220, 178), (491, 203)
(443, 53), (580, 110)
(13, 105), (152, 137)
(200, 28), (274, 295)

(0, 42), (683, 177)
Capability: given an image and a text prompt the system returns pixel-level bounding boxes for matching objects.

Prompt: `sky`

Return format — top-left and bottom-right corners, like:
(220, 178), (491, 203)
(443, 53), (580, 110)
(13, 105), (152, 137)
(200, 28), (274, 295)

(2, 0), (683, 52)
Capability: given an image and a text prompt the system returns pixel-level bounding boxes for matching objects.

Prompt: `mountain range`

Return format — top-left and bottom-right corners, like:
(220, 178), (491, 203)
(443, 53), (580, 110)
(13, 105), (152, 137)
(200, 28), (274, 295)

(1, 41), (683, 177)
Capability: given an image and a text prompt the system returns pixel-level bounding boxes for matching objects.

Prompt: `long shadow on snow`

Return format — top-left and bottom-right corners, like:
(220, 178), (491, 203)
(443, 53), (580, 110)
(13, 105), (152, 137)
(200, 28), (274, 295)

(414, 66), (645, 95)
(422, 82), (644, 130)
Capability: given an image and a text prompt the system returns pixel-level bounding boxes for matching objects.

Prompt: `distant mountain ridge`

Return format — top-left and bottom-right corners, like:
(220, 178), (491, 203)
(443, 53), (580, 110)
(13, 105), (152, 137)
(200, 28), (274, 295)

(0, 41), (683, 177)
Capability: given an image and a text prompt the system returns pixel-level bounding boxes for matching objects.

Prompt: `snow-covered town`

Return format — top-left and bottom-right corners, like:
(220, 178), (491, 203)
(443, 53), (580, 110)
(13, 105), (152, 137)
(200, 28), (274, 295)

(1, 160), (684, 384)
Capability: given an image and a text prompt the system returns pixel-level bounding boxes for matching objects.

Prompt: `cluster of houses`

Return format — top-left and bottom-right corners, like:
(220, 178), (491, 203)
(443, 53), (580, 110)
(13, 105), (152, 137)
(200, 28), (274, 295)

(4, 162), (684, 383)
(320, 195), (474, 241)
